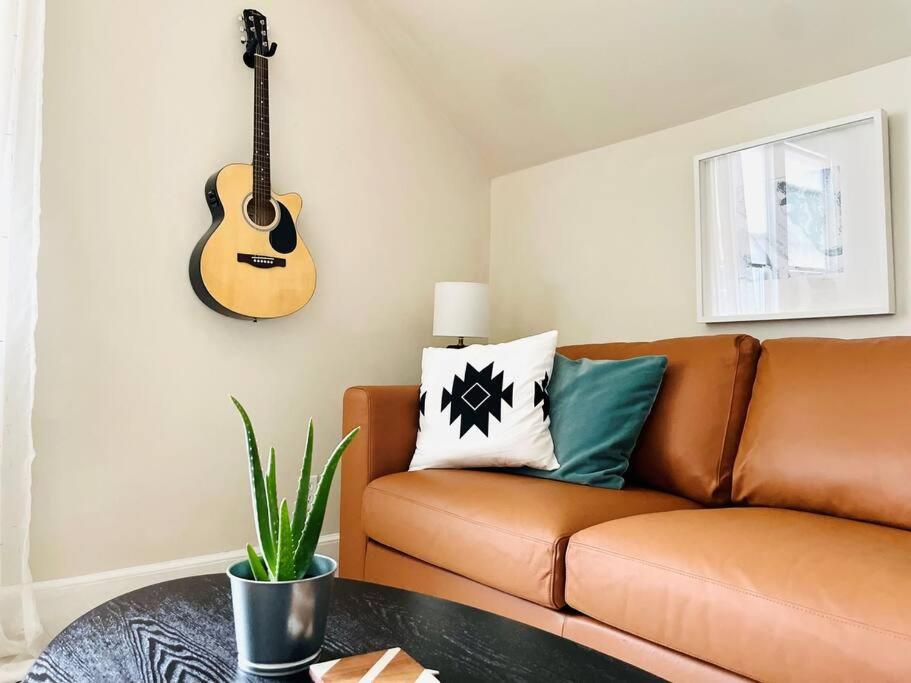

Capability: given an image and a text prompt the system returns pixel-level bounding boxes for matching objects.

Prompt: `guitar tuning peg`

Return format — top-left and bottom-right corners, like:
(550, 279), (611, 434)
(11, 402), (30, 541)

(240, 38), (246, 43)
(238, 15), (243, 21)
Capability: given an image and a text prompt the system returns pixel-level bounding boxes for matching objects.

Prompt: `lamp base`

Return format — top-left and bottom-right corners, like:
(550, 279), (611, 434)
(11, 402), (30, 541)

(446, 336), (466, 349)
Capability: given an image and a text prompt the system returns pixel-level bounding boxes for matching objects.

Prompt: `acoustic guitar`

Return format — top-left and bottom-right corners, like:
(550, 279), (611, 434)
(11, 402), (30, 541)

(189, 9), (316, 320)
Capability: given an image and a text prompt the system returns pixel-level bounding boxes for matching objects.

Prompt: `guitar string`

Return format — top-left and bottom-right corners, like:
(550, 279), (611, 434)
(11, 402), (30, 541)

(253, 50), (257, 225)
(254, 52), (260, 225)
(256, 53), (259, 226)
(255, 53), (261, 226)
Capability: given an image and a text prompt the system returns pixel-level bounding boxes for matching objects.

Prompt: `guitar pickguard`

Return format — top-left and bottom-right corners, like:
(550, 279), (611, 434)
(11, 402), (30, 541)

(269, 203), (297, 254)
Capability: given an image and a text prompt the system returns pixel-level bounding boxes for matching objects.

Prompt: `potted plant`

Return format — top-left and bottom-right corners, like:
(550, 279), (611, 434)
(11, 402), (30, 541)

(226, 397), (360, 677)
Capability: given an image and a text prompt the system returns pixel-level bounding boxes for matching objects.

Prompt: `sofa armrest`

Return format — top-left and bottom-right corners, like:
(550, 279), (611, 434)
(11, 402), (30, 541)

(340, 385), (419, 579)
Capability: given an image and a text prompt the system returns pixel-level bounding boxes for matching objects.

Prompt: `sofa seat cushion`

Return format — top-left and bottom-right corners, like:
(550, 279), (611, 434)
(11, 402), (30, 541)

(565, 508), (911, 682)
(363, 470), (700, 608)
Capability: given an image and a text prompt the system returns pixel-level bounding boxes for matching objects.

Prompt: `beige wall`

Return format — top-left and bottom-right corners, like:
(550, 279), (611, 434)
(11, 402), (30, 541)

(32, 0), (488, 581)
(490, 57), (911, 344)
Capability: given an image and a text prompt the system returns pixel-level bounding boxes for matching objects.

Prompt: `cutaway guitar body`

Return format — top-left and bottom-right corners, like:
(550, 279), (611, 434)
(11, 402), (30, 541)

(190, 164), (316, 320)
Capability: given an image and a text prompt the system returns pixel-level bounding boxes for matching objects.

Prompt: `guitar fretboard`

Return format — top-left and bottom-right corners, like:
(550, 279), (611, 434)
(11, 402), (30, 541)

(252, 54), (271, 218)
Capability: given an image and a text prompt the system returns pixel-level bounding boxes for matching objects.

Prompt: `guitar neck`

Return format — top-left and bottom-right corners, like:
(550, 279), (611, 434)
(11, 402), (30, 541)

(252, 54), (271, 203)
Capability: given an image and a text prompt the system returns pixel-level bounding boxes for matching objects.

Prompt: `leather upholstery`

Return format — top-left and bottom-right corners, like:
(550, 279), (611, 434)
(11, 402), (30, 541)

(733, 337), (911, 530)
(565, 507), (911, 682)
(562, 615), (748, 683)
(340, 386), (419, 580)
(363, 469), (701, 608)
(365, 541), (566, 635)
(560, 334), (759, 504)
(366, 541), (744, 683)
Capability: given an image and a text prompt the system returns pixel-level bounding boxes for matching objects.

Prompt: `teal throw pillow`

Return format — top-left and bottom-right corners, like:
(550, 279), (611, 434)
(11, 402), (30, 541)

(512, 353), (667, 489)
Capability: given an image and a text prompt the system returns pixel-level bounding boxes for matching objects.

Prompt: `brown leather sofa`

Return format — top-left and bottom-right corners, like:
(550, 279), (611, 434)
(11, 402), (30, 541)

(340, 334), (911, 682)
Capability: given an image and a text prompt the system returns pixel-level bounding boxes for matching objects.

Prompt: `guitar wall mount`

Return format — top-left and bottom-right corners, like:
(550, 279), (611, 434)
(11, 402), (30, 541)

(243, 40), (277, 68)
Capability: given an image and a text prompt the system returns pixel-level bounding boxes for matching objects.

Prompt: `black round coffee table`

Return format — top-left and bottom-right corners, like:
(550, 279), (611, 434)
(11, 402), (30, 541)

(25, 575), (661, 682)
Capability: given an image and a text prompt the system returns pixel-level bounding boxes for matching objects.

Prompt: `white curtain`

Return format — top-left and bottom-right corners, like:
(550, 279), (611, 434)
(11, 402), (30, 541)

(0, 0), (44, 680)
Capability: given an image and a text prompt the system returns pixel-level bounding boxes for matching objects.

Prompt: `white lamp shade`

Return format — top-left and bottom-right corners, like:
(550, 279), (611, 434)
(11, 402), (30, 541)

(433, 282), (489, 338)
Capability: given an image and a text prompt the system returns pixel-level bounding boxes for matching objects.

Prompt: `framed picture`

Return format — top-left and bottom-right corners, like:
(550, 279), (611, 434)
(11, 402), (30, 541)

(694, 110), (893, 323)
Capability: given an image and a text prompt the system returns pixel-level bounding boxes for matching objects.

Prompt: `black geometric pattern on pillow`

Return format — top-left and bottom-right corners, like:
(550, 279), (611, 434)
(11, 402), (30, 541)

(418, 389), (426, 431)
(534, 372), (550, 421)
(442, 362), (514, 438)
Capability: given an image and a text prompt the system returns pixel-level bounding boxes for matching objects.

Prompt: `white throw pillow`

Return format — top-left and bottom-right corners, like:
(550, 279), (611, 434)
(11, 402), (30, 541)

(411, 331), (559, 471)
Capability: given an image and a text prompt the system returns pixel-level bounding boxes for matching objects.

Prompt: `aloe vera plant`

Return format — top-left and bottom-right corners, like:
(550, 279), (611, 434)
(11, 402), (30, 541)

(231, 397), (360, 581)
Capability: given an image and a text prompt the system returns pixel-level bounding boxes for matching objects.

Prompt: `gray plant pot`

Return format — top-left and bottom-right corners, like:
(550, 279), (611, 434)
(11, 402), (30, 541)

(227, 554), (337, 677)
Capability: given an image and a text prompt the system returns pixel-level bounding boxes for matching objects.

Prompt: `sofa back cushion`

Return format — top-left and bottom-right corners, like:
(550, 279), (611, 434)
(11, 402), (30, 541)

(560, 334), (760, 504)
(733, 337), (911, 530)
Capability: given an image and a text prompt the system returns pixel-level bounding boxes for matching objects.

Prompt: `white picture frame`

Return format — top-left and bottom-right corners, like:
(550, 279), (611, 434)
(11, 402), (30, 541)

(694, 110), (894, 323)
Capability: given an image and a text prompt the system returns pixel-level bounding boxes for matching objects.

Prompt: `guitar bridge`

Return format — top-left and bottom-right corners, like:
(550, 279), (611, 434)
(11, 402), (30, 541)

(237, 253), (286, 269)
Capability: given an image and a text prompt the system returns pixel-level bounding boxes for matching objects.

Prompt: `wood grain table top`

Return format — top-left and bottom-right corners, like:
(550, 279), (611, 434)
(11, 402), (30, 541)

(25, 574), (661, 682)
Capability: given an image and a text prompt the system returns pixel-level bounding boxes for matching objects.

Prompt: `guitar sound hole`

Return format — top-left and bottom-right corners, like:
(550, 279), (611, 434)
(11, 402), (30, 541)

(246, 198), (276, 227)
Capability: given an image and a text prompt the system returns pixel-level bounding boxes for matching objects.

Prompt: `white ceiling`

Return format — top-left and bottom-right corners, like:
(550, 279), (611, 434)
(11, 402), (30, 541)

(357, 0), (911, 175)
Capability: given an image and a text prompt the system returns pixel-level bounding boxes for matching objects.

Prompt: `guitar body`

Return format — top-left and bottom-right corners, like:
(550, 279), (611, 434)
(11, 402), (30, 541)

(190, 163), (316, 320)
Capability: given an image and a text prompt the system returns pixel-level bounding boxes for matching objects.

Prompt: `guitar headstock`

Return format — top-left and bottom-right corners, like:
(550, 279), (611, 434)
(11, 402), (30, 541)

(240, 8), (277, 67)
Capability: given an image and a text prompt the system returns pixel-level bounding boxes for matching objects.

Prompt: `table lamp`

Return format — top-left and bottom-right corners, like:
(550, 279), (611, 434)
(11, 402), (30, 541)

(433, 282), (489, 348)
